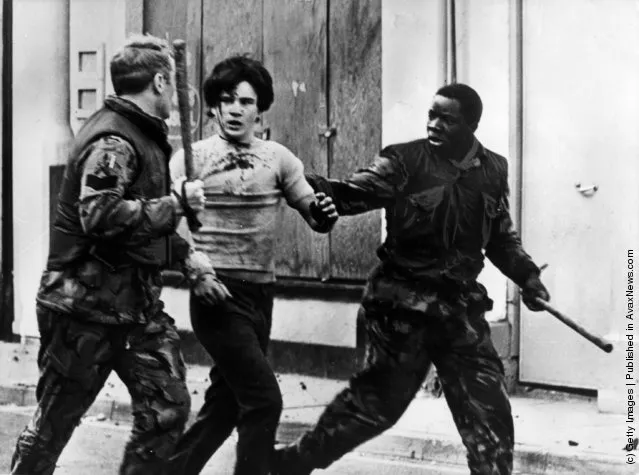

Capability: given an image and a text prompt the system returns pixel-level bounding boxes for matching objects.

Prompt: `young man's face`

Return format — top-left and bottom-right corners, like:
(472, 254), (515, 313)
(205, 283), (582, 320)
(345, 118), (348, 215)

(426, 95), (474, 154)
(216, 81), (259, 143)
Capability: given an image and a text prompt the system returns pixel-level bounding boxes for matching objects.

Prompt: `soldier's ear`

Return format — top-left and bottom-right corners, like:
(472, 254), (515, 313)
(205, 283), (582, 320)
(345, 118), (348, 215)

(152, 73), (165, 95)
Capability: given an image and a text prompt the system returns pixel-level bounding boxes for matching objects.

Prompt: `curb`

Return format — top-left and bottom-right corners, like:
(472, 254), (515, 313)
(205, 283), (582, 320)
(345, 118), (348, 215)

(1, 384), (633, 474)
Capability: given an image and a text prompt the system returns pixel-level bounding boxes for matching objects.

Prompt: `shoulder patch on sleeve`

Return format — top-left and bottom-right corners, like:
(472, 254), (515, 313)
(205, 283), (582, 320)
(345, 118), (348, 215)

(85, 174), (118, 190)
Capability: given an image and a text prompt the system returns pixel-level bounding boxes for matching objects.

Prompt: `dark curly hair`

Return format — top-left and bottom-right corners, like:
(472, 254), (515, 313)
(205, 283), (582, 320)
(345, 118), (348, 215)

(436, 83), (483, 127)
(203, 55), (274, 113)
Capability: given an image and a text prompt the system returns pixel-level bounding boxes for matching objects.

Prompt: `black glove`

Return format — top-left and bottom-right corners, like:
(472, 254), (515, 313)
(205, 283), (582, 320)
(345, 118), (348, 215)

(521, 273), (550, 312)
(309, 196), (338, 233)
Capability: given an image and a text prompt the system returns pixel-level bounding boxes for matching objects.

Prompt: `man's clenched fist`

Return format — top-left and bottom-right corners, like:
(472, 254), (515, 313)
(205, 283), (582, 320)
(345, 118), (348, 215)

(172, 177), (206, 214)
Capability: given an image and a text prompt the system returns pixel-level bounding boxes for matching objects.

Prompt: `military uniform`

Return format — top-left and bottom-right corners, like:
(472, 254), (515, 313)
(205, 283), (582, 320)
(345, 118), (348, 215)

(275, 138), (541, 475)
(11, 96), (210, 475)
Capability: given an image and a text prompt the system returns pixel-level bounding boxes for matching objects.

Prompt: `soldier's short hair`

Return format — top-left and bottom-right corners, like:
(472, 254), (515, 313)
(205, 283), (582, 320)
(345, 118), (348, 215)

(203, 55), (274, 113)
(110, 35), (174, 96)
(436, 83), (483, 127)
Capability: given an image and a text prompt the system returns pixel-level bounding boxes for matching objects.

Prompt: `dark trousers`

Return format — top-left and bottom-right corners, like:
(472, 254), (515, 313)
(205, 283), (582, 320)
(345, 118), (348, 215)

(11, 306), (191, 475)
(285, 301), (514, 475)
(169, 277), (282, 475)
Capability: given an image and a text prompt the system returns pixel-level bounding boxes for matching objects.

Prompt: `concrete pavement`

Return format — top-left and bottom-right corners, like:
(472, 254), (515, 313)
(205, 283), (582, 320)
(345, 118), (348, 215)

(0, 341), (634, 474)
(0, 407), (468, 474)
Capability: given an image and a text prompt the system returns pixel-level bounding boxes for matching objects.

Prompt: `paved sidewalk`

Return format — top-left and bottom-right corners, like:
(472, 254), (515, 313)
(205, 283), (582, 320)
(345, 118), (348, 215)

(0, 342), (634, 474)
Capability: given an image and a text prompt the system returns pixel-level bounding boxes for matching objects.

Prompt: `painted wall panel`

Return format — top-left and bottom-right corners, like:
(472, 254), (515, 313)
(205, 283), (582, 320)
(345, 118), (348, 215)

(519, 0), (639, 389)
(454, 0), (510, 322)
(382, 0), (445, 146)
(13, 0), (73, 337)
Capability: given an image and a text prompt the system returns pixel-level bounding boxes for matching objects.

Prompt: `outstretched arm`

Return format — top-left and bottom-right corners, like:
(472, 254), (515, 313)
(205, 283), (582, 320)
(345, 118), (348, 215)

(170, 210), (232, 306)
(290, 192), (339, 233)
(307, 146), (411, 216)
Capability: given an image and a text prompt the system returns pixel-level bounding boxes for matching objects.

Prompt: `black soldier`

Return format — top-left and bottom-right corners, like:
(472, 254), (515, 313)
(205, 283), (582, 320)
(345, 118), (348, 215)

(272, 83), (550, 475)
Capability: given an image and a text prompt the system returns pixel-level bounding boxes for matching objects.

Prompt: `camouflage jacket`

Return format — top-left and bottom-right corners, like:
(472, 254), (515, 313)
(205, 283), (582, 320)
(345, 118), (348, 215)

(311, 138), (540, 317)
(38, 97), (213, 324)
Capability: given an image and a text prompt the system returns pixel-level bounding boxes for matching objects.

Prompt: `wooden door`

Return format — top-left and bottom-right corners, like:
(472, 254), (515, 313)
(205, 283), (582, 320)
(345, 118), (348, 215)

(201, 0), (263, 139)
(519, 0), (639, 389)
(328, 0), (381, 279)
(177, 0), (382, 282)
(263, 0), (331, 279)
(143, 0), (203, 145)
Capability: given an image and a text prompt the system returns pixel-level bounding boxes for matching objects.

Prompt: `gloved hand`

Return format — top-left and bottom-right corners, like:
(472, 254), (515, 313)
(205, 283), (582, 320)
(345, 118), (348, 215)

(521, 273), (550, 312)
(309, 192), (338, 232)
(192, 273), (232, 307)
(172, 177), (205, 214)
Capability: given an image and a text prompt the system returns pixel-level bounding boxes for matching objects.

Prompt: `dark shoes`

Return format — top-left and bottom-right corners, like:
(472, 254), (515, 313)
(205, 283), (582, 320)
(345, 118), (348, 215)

(270, 444), (313, 475)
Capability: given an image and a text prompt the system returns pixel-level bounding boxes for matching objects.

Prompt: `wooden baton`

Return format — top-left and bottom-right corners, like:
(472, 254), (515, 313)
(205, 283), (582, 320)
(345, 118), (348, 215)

(533, 297), (614, 353)
(172, 39), (202, 231)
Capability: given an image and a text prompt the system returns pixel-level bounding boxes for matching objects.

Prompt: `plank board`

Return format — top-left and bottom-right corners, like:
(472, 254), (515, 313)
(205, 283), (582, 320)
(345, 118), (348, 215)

(125, 0), (143, 36)
(143, 0), (186, 39)
(187, 0), (203, 141)
(143, 0), (202, 148)
(328, 0), (382, 280)
(263, 0), (330, 278)
(201, 0), (263, 139)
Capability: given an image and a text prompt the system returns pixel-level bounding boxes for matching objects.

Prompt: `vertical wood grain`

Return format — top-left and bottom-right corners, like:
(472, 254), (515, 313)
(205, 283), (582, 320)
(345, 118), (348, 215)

(264, 0), (330, 278)
(201, 0), (263, 138)
(329, 0), (382, 280)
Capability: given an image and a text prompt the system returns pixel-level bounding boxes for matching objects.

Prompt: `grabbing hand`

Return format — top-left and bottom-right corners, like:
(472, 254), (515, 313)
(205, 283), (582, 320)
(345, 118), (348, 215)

(173, 177), (206, 214)
(193, 274), (232, 307)
(521, 274), (550, 312)
(309, 192), (338, 231)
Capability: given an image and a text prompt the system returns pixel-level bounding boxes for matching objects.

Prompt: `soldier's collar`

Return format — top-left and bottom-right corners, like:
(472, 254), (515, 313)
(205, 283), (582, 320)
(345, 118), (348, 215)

(449, 138), (485, 171)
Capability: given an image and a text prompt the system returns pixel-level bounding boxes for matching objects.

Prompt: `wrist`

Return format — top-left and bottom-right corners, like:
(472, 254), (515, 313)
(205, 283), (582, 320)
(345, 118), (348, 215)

(313, 219), (336, 233)
(310, 201), (336, 231)
(187, 270), (216, 287)
(171, 190), (184, 216)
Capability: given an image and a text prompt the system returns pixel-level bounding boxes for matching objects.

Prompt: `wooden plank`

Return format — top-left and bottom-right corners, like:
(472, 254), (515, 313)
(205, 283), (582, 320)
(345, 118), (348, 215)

(142, 0), (186, 39)
(264, 0), (330, 278)
(143, 0), (203, 150)
(125, 0), (144, 35)
(201, 0), (263, 138)
(187, 0), (203, 141)
(328, 0), (382, 280)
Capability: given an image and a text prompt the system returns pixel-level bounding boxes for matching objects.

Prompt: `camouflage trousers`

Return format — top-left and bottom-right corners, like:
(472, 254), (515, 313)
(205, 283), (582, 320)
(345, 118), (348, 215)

(11, 306), (191, 475)
(281, 298), (514, 475)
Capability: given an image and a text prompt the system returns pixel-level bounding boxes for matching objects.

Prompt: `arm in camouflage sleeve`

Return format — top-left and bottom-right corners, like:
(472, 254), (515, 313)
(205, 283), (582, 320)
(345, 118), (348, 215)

(170, 215), (231, 304)
(324, 146), (411, 215)
(484, 192), (540, 288)
(167, 217), (217, 284)
(78, 135), (179, 242)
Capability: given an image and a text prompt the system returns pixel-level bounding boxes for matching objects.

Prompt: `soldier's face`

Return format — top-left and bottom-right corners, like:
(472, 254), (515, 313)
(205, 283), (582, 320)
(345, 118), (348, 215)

(427, 95), (473, 154)
(216, 81), (259, 144)
(159, 60), (176, 120)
